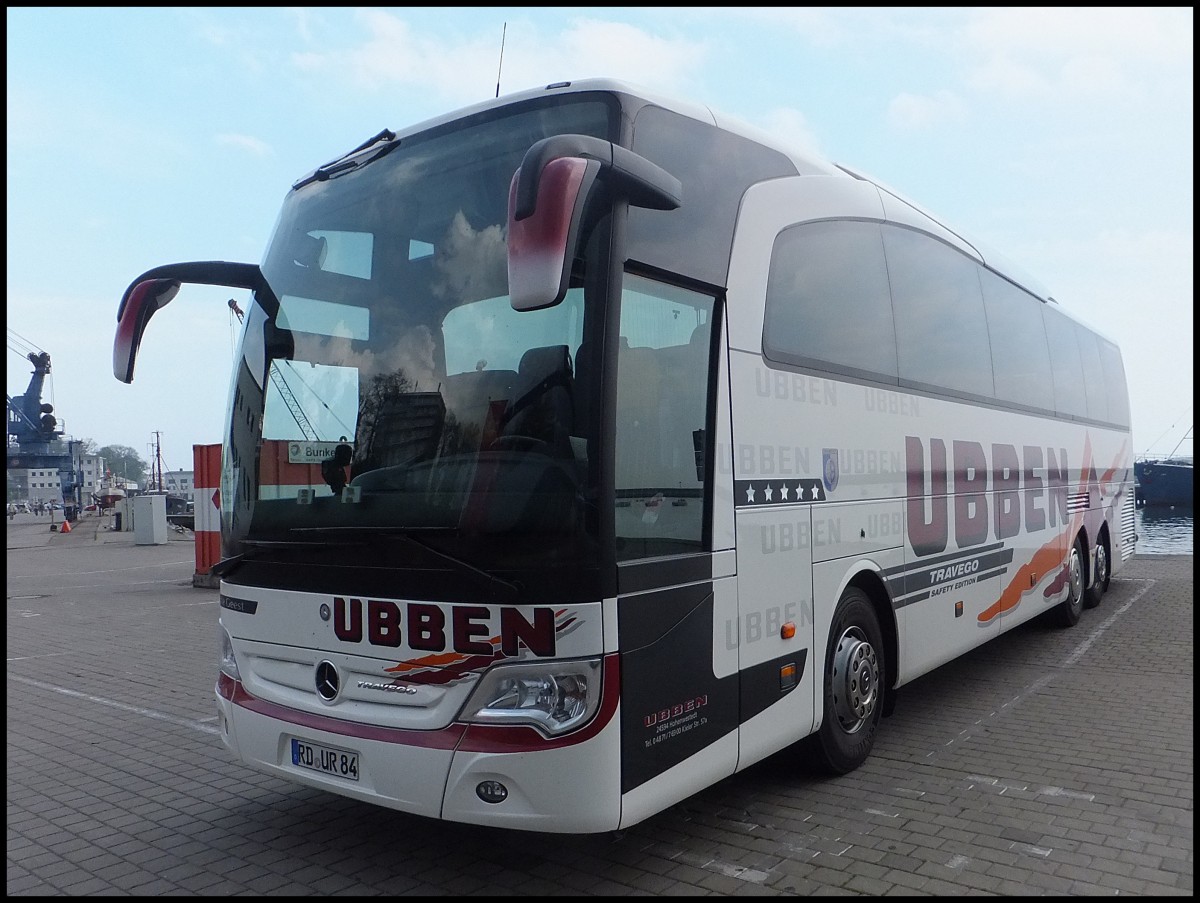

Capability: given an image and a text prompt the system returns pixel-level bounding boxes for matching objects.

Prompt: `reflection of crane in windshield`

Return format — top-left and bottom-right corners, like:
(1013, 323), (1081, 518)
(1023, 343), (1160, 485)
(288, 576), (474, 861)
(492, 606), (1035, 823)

(273, 361), (356, 440)
(228, 299), (321, 441)
(269, 362), (317, 441)
(226, 297), (352, 441)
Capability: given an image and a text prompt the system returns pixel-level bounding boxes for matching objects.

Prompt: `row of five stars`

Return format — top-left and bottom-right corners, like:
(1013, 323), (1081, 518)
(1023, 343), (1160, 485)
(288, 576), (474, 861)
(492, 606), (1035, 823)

(741, 481), (825, 504)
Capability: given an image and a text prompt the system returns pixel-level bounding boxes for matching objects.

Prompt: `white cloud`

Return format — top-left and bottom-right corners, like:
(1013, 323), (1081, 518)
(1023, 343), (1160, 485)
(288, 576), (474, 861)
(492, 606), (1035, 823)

(728, 7), (946, 47)
(290, 12), (706, 107)
(965, 7), (1192, 63)
(757, 107), (825, 157)
(284, 7), (323, 46)
(731, 9), (1192, 110)
(886, 90), (967, 130)
(1026, 226), (1194, 450)
(963, 7), (1193, 101)
(289, 11), (512, 102)
(528, 19), (705, 92)
(216, 133), (272, 157)
(5, 85), (41, 151)
(726, 8), (844, 42)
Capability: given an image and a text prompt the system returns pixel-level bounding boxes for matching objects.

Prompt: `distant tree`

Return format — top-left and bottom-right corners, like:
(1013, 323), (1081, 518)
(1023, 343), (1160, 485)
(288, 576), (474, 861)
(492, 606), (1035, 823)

(96, 445), (147, 485)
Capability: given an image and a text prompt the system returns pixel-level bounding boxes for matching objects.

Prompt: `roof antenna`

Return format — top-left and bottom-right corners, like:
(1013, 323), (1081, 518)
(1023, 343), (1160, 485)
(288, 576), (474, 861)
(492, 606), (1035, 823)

(495, 22), (506, 98)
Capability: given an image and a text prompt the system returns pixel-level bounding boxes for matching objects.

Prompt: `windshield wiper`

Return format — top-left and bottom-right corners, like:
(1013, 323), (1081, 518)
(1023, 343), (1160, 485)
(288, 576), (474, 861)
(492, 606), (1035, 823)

(288, 526), (522, 599)
(243, 537), (367, 547)
(210, 535), (368, 579)
(292, 129), (399, 189)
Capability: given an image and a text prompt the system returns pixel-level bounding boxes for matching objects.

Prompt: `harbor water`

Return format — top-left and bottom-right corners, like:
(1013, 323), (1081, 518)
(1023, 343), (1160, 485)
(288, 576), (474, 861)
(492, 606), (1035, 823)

(1135, 503), (1194, 555)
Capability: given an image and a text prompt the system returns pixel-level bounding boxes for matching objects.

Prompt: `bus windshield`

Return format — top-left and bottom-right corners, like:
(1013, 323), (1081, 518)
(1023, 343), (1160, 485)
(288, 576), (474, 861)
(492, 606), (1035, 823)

(221, 99), (614, 566)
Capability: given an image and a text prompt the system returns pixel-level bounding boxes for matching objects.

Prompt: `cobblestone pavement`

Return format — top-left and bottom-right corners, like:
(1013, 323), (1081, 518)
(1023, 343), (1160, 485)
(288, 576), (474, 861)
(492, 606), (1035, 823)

(7, 514), (1193, 895)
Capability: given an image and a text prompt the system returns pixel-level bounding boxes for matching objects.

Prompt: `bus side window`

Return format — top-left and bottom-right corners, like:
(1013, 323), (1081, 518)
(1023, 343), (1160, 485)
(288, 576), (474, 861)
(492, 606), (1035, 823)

(615, 338), (665, 490)
(614, 275), (715, 559)
(659, 325), (710, 481)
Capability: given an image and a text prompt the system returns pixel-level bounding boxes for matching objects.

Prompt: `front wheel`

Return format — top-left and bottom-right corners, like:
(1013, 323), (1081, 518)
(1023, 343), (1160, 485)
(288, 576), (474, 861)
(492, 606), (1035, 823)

(805, 587), (885, 775)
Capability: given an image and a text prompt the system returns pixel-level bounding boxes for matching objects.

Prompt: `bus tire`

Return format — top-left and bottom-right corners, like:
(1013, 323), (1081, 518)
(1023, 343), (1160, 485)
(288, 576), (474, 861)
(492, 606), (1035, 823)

(1084, 531), (1109, 609)
(1052, 536), (1087, 628)
(806, 587), (884, 775)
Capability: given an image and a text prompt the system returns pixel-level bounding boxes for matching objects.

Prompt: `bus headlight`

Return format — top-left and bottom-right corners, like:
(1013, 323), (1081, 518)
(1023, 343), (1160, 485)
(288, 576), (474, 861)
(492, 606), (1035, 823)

(218, 626), (241, 681)
(459, 658), (602, 736)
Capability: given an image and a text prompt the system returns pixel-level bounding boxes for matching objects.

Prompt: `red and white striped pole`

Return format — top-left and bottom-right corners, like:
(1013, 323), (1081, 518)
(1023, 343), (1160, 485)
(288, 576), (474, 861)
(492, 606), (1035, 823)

(193, 443), (222, 588)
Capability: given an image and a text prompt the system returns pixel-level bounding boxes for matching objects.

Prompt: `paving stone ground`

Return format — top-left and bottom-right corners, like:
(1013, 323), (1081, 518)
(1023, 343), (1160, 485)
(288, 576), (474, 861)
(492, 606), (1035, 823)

(7, 512), (1192, 895)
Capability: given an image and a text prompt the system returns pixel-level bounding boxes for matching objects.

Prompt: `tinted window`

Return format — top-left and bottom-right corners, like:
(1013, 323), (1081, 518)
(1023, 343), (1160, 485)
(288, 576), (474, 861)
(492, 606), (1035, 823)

(1042, 306), (1088, 418)
(629, 106), (796, 288)
(979, 269), (1054, 410)
(1075, 325), (1109, 422)
(229, 97), (617, 568)
(764, 220), (897, 381)
(614, 274), (714, 560)
(884, 227), (994, 398)
(1098, 338), (1131, 428)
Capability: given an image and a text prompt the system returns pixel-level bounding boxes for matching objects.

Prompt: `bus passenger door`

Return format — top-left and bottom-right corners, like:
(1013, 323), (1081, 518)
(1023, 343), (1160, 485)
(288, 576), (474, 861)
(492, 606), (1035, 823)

(725, 346), (818, 770)
(719, 177), (877, 771)
(613, 275), (741, 824)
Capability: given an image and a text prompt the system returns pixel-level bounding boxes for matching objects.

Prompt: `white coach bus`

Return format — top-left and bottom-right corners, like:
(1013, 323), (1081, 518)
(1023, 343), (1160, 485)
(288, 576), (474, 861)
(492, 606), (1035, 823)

(114, 79), (1136, 833)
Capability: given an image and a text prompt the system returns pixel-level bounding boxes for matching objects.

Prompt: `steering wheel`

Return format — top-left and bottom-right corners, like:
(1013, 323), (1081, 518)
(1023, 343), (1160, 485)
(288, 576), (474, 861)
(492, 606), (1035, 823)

(488, 435), (549, 453)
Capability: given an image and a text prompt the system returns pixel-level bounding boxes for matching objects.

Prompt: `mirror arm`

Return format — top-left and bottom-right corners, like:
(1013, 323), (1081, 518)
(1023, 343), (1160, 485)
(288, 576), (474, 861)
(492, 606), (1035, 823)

(513, 134), (682, 221)
(114, 261), (274, 383)
(117, 261), (268, 321)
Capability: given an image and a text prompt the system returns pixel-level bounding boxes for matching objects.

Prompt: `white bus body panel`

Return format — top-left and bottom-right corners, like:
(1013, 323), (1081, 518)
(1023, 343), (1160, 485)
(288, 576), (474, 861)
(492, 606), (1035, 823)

(722, 173), (1133, 699)
(442, 706), (624, 832)
(710, 572), (740, 680)
(216, 583), (615, 830)
(724, 176), (893, 764)
(725, 176), (884, 355)
(731, 495), (817, 767)
(875, 184), (982, 260)
(712, 315), (737, 553)
(619, 729), (740, 829)
(219, 697), (452, 817)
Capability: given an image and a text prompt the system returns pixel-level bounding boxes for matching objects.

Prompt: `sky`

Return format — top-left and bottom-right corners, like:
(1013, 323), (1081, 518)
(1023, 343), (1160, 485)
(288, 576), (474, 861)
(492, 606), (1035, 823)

(6, 7), (1194, 475)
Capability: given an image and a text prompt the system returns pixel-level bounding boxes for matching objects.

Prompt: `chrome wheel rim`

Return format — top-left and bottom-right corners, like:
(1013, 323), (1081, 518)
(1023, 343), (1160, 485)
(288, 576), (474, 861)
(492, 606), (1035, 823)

(830, 626), (879, 734)
(1069, 544), (1084, 604)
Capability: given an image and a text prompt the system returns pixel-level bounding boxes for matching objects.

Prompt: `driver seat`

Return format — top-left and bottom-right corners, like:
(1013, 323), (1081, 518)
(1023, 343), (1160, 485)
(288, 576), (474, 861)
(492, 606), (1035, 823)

(500, 345), (574, 455)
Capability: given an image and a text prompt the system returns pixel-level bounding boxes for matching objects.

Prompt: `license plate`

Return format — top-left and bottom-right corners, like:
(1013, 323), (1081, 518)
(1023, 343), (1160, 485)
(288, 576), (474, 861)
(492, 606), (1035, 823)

(290, 737), (359, 781)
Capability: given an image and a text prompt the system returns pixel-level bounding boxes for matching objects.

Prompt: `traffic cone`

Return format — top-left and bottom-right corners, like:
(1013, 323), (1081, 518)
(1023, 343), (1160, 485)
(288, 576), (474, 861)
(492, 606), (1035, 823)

(60, 518), (72, 534)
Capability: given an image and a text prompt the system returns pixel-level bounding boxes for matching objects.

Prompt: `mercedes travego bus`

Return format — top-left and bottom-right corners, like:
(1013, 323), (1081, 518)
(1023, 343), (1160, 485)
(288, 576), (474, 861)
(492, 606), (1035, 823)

(113, 79), (1136, 833)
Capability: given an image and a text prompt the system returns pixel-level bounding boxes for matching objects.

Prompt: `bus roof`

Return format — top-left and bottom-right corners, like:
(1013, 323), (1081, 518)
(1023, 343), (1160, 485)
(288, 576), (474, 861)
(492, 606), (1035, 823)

(325, 78), (1073, 319)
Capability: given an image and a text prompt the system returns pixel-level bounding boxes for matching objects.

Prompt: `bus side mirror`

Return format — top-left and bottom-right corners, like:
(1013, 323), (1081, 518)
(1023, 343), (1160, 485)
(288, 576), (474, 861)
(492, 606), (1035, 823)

(113, 278), (181, 383)
(507, 134), (682, 312)
(507, 156), (598, 312)
(112, 260), (269, 383)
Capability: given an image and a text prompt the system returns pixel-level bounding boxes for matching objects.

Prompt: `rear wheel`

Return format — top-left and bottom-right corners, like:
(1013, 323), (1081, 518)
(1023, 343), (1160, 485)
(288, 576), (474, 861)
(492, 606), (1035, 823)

(1084, 532), (1109, 609)
(806, 587), (884, 775)
(1052, 536), (1086, 628)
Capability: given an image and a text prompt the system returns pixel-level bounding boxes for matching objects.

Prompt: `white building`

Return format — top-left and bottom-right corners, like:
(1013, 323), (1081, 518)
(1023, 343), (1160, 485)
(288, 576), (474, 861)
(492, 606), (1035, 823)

(16, 453), (108, 505)
(163, 469), (196, 506)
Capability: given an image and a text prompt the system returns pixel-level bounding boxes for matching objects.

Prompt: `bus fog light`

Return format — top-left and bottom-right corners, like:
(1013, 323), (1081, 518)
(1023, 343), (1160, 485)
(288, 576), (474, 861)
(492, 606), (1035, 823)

(476, 780), (509, 804)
